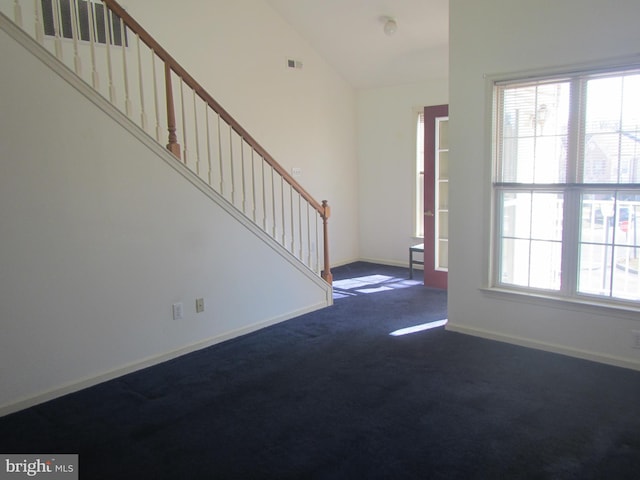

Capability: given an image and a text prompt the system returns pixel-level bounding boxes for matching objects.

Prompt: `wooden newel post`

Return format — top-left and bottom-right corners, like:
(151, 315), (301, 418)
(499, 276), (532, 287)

(321, 200), (333, 284)
(164, 62), (181, 160)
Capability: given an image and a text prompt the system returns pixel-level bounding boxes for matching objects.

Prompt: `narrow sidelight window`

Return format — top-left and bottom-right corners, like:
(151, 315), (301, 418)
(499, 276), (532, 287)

(416, 110), (425, 238)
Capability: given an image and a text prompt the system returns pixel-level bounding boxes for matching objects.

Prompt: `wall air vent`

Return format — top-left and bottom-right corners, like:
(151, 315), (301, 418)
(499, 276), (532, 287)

(286, 58), (303, 70)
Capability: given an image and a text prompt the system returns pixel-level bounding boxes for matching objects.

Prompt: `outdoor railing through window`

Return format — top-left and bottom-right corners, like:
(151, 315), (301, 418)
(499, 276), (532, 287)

(3, 0), (332, 283)
(580, 197), (640, 300)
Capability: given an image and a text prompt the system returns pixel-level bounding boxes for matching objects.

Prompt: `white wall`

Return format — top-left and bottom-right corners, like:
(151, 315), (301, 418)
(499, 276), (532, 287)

(0, 25), (330, 414)
(357, 81), (448, 266)
(124, 0), (359, 266)
(448, 0), (640, 369)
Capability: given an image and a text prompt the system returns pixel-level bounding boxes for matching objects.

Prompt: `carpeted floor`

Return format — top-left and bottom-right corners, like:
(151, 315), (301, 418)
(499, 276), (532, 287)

(1, 262), (639, 479)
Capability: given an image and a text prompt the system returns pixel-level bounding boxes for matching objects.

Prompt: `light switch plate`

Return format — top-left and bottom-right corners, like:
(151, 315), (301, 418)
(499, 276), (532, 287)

(172, 303), (184, 320)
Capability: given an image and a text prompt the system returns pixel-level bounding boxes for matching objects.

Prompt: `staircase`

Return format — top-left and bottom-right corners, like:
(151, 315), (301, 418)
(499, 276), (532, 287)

(0, 0), (334, 415)
(3, 0), (333, 284)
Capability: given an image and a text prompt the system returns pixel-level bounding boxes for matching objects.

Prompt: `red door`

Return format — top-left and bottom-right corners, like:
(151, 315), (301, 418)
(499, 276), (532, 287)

(423, 105), (448, 289)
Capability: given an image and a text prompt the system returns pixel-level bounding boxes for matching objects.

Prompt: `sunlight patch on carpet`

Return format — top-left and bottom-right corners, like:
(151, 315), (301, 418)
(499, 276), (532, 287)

(333, 275), (422, 299)
(333, 275), (394, 290)
(390, 319), (448, 336)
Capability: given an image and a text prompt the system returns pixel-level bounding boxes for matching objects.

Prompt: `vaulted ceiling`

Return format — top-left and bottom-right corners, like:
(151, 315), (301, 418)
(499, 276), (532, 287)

(266, 0), (449, 89)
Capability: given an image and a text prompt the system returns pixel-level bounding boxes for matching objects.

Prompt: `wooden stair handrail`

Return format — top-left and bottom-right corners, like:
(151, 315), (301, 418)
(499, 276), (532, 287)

(102, 0), (324, 217)
(101, 0), (331, 283)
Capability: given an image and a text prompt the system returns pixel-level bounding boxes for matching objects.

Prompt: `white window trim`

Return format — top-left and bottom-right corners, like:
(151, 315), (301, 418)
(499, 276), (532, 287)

(484, 56), (640, 313)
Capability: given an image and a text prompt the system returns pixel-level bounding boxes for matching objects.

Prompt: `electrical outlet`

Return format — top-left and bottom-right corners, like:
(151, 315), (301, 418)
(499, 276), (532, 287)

(172, 302), (184, 320)
(291, 167), (302, 178)
(196, 298), (205, 313)
(632, 330), (640, 349)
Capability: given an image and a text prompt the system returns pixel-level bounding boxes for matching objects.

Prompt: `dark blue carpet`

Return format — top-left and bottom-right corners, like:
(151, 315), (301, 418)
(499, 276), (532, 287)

(1, 262), (640, 479)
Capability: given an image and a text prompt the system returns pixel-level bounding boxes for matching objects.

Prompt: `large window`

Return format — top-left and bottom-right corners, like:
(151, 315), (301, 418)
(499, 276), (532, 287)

(493, 67), (640, 307)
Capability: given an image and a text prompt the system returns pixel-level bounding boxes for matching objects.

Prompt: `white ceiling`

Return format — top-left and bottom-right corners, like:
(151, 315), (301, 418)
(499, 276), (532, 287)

(267, 0), (449, 89)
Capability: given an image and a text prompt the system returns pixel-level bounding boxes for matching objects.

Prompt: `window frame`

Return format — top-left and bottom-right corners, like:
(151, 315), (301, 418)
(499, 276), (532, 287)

(489, 62), (640, 311)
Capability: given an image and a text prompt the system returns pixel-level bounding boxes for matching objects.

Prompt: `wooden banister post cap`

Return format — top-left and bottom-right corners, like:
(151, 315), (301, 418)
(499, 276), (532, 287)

(322, 200), (331, 219)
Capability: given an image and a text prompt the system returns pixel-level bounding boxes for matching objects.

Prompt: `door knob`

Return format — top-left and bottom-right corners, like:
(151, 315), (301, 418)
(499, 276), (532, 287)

(424, 210), (434, 217)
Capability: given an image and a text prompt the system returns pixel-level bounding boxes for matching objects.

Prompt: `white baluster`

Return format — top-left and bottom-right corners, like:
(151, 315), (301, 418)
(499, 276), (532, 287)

(205, 107), (213, 186)
(136, 35), (147, 130)
(272, 168), (278, 239)
(307, 202), (311, 267)
(299, 194), (303, 260)
(290, 185), (295, 253)
(240, 141), (247, 213)
(280, 175), (285, 244)
(179, 78), (187, 163)
(217, 114), (224, 195)
(88, 0), (99, 89)
(69, 0), (81, 75)
(229, 128), (235, 204)
(34, 0), (44, 44)
(251, 149), (257, 222)
(52, 0), (63, 60)
(13, 0), (23, 28)
(315, 208), (320, 273)
(152, 52), (160, 141)
(104, 5), (116, 103)
(193, 90), (200, 176)
(261, 159), (267, 231)
(121, 17), (132, 117)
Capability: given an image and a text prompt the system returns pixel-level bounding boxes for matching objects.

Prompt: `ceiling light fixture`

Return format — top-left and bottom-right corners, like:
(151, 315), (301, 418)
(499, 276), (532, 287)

(383, 17), (398, 36)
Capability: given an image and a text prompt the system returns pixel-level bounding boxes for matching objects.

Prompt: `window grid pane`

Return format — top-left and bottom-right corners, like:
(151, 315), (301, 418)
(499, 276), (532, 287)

(499, 190), (563, 291)
(583, 73), (640, 184)
(529, 240), (562, 290)
(578, 193), (640, 300)
(499, 82), (570, 184)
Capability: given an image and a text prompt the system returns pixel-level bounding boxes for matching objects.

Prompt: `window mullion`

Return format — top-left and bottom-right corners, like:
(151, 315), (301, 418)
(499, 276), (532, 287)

(566, 78), (585, 184)
(559, 79), (585, 296)
(560, 188), (580, 296)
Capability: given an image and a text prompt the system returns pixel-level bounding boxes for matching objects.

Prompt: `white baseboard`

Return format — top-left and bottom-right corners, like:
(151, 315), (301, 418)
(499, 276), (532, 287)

(357, 257), (421, 269)
(331, 257), (425, 271)
(330, 257), (362, 268)
(446, 322), (640, 372)
(0, 302), (327, 417)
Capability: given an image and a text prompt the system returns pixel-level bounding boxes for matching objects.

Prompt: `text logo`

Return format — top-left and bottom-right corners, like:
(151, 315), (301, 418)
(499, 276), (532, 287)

(1, 455), (78, 480)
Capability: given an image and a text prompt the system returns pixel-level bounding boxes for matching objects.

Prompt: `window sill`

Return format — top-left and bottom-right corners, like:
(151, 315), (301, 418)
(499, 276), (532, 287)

(479, 286), (640, 319)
